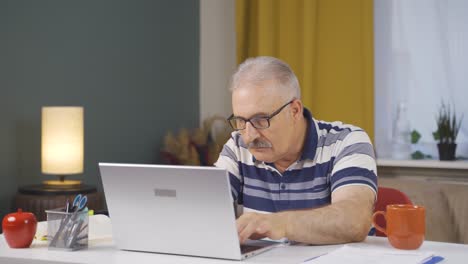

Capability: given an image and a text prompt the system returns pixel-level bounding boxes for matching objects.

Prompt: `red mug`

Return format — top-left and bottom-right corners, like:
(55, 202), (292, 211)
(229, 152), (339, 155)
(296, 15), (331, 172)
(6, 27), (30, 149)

(372, 204), (425, 250)
(2, 209), (37, 248)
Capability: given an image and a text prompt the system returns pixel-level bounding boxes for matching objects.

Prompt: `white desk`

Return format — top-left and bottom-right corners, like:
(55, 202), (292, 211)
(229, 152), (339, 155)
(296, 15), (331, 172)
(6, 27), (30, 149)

(1, 235), (467, 264)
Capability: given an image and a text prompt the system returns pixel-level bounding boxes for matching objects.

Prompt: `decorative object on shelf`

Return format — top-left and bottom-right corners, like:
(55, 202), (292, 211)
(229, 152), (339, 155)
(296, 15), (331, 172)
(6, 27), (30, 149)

(42, 106), (84, 187)
(433, 102), (463, 161)
(392, 102), (412, 159)
(160, 116), (232, 166)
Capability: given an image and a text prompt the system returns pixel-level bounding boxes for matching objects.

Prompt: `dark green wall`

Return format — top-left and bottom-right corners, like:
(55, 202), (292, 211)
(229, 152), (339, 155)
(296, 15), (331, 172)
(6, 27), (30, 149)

(0, 0), (199, 228)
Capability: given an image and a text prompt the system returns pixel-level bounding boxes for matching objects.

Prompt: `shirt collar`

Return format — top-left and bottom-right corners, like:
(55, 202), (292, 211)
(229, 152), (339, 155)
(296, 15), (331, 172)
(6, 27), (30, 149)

(250, 107), (318, 163)
(299, 107), (318, 161)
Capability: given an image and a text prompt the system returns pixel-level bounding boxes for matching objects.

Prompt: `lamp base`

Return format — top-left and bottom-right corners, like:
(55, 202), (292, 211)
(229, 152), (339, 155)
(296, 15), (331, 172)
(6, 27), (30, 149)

(18, 184), (96, 196)
(42, 180), (82, 188)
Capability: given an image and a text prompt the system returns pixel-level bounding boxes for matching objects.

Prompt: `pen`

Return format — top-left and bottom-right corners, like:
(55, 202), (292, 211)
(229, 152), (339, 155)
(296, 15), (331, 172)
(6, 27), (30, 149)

(50, 207), (81, 247)
(65, 219), (83, 248)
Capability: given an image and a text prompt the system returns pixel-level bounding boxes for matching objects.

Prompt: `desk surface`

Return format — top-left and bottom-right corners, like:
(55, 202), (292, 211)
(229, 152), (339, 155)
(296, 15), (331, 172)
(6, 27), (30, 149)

(1, 235), (467, 264)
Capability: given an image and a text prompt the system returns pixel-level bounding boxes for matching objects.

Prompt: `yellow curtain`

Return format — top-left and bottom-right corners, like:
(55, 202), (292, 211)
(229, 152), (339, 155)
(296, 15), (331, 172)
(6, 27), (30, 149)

(236, 0), (374, 140)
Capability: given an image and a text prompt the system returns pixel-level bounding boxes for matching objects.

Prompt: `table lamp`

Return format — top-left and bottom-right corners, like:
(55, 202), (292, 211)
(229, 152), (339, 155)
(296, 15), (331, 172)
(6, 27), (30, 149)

(41, 106), (84, 188)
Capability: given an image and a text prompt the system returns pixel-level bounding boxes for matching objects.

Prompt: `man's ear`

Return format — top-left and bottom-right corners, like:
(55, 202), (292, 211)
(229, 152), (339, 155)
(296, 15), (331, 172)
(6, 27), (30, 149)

(291, 99), (303, 120)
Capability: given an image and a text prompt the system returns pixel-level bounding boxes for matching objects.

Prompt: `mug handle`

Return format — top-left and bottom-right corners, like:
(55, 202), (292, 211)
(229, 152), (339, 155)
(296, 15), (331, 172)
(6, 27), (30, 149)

(372, 211), (387, 235)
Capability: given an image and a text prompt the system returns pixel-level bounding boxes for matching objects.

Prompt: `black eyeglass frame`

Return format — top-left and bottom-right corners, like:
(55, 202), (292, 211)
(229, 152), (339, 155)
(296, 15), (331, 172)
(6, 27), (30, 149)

(227, 99), (295, 131)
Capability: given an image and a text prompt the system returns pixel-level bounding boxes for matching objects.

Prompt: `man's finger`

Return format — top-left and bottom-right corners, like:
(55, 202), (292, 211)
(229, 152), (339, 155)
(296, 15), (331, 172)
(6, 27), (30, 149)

(239, 221), (259, 244)
(236, 213), (252, 233)
(248, 233), (266, 240)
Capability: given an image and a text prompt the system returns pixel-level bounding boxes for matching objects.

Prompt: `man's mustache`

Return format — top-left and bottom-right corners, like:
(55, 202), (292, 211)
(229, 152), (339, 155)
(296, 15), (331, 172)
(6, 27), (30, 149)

(248, 139), (272, 148)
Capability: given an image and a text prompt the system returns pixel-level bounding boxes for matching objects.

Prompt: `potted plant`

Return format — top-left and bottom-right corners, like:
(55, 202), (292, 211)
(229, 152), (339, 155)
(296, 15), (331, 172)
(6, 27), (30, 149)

(433, 102), (463, 160)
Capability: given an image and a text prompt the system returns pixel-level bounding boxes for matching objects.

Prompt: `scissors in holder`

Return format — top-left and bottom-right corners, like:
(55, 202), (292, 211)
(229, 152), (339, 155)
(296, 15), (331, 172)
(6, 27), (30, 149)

(71, 194), (88, 212)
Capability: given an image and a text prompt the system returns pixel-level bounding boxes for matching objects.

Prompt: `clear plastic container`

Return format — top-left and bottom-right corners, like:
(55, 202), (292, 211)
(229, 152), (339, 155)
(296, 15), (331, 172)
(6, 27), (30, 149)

(46, 208), (88, 251)
(392, 102), (412, 159)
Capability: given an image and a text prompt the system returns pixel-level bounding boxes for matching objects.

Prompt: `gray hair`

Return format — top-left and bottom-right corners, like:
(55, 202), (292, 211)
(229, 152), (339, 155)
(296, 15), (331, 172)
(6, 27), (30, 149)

(229, 56), (301, 100)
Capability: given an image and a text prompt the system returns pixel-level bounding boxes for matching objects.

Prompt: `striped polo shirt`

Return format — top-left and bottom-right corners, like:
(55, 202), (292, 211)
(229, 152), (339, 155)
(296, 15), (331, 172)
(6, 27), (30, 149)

(214, 108), (378, 214)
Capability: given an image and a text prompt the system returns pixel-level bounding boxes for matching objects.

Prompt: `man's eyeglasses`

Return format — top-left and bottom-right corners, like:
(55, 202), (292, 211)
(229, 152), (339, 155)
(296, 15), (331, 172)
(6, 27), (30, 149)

(227, 100), (294, 131)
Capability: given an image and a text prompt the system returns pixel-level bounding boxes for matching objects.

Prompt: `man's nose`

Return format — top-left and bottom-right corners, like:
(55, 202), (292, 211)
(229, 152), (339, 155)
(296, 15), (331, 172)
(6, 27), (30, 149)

(244, 121), (260, 142)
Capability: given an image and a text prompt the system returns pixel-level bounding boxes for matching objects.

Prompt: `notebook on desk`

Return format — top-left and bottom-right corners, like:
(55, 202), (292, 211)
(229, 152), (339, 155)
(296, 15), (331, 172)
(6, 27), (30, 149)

(98, 163), (281, 260)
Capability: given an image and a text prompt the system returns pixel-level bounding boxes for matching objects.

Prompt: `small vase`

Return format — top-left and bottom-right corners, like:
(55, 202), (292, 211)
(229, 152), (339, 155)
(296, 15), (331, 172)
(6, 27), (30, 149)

(437, 143), (457, 161)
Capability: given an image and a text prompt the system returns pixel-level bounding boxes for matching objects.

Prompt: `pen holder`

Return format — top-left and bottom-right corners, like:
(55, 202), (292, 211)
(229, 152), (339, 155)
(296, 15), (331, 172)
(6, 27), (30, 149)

(46, 208), (89, 251)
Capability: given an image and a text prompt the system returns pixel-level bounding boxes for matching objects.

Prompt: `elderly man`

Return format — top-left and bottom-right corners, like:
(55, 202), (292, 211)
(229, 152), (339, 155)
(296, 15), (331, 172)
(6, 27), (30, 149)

(214, 56), (377, 245)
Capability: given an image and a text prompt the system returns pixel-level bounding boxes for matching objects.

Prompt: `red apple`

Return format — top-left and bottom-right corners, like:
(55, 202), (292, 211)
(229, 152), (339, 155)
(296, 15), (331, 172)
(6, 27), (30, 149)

(2, 209), (37, 248)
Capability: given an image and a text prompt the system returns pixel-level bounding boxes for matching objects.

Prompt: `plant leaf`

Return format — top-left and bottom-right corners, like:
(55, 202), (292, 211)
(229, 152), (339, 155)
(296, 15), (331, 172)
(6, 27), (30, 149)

(411, 130), (421, 144)
(411, 151), (425, 160)
(434, 101), (463, 144)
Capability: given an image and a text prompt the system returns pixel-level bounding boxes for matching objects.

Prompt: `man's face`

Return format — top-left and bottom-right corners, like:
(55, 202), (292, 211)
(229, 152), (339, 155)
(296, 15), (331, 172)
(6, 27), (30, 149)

(232, 83), (295, 163)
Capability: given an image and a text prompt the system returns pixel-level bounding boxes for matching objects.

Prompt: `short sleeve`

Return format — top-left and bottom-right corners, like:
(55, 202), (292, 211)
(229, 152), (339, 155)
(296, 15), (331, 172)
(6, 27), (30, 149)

(214, 136), (244, 203)
(330, 130), (378, 195)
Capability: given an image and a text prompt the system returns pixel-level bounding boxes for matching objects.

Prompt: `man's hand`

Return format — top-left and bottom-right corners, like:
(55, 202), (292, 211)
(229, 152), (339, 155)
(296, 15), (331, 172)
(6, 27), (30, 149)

(235, 186), (375, 245)
(236, 212), (287, 244)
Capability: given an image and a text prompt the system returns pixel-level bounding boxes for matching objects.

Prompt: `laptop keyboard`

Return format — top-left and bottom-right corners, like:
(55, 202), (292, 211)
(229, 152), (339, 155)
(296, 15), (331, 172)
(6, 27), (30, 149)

(240, 244), (264, 254)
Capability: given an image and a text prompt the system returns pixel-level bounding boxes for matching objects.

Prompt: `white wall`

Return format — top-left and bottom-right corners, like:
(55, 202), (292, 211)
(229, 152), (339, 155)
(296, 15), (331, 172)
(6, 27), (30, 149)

(199, 0), (236, 123)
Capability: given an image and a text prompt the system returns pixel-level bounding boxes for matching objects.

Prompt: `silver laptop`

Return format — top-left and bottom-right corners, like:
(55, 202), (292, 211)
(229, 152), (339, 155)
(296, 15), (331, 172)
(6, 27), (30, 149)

(98, 163), (281, 260)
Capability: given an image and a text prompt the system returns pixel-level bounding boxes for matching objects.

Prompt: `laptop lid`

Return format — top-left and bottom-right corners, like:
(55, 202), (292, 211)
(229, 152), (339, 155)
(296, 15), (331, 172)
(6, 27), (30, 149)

(99, 163), (276, 260)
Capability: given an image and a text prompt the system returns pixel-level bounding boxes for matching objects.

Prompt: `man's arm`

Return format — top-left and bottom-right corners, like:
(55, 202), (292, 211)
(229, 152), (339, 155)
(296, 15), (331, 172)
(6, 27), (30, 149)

(236, 185), (375, 244)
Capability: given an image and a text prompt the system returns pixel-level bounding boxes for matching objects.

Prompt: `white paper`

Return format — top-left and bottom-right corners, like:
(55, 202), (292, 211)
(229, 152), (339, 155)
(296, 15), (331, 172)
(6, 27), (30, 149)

(302, 245), (435, 264)
(88, 214), (113, 240)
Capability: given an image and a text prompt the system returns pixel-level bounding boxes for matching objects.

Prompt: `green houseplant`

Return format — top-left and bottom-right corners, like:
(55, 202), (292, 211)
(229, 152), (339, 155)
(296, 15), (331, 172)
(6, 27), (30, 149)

(433, 102), (463, 160)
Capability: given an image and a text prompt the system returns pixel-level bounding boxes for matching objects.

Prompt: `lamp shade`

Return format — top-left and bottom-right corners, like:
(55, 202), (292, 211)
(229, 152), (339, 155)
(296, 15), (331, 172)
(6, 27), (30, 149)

(41, 106), (84, 175)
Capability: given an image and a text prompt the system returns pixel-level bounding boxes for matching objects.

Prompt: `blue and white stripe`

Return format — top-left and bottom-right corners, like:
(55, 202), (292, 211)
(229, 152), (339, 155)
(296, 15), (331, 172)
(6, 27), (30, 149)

(215, 108), (377, 214)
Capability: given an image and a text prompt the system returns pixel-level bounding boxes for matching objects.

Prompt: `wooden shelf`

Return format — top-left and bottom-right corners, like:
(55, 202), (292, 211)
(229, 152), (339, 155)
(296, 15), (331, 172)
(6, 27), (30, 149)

(377, 159), (468, 170)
